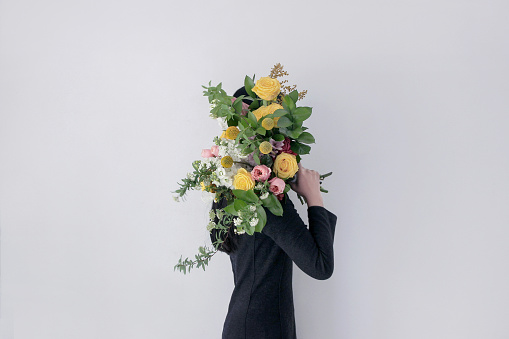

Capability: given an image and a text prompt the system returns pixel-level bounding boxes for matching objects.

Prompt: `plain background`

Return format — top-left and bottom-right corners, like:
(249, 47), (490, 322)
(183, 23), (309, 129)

(1, 0), (508, 338)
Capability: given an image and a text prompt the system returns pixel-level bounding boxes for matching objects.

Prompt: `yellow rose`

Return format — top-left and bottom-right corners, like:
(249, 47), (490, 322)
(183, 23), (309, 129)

(252, 103), (283, 126)
(273, 153), (299, 179)
(266, 103), (283, 126)
(233, 168), (255, 190)
(252, 77), (281, 101)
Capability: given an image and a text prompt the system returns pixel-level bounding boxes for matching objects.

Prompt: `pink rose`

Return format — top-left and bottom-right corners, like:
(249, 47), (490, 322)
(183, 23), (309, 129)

(268, 177), (285, 195)
(251, 165), (271, 182)
(210, 145), (219, 157)
(201, 149), (213, 158)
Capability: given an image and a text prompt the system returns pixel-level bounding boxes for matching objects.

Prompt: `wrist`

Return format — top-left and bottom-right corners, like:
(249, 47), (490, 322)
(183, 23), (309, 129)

(305, 195), (324, 207)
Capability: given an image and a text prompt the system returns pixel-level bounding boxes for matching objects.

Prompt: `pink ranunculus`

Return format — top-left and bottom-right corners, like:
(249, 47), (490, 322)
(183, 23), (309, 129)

(210, 145), (219, 157)
(201, 149), (213, 158)
(251, 165), (271, 182)
(268, 177), (285, 195)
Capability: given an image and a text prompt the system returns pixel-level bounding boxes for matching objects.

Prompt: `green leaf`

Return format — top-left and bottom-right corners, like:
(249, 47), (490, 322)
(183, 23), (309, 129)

(261, 194), (283, 216)
(260, 154), (273, 167)
(288, 90), (298, 103)
(247, 111), (258, 125)
(268, 198), (283, 216)
(286, 127), (303, 139)
(232, 189), (259, 203)
(275, 116), (292, 128)
(291, 141), (311, 155)
(224, 202), (237, 215)
(283, 95), (296, 112)
(249, 100), (259, 110)
(293, 107), (312, 122)
(232, 97), (244, 113)
(244, 75), (256, 97)
(234, 199), (247, 211)
(284, 184), (291, 193)
(253, 151), (260, 165)
(270, 109), (288, 118)
(254, 206), (267, 232)
(273, 134), (285, 142)
(256, 127), (266, 135)
(227, 116), (238, 127)
(297, 132), (315, 144)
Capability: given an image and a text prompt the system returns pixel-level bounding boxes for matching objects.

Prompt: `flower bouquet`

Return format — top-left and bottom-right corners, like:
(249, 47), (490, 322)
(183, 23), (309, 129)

(173, 64), (331, 273)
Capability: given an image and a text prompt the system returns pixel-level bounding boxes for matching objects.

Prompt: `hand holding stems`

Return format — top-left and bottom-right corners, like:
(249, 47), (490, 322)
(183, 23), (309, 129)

(289, 164), (332, 207)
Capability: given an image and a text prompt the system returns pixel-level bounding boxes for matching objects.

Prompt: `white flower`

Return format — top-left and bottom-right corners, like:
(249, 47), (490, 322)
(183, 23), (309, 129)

(249, 218), (259, 227)
(206, 221), (216, 232)
(217, 117), (228, 130)
(255, 183), (264, 190)
(173, 196), (180, 202)
(260, 192), (269, 200)
(249, 205), (256, 212)
(233, 217), (242, 226)
(234, 228), (246, 235)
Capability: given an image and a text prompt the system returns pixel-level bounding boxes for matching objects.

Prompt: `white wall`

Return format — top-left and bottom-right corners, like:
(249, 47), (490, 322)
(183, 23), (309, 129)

(1, 0), (508, 338)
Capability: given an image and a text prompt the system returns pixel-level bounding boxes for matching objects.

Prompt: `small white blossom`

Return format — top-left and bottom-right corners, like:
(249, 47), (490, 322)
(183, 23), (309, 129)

(260, 192), (269, 200)
(172, 196), (180, 202)
(249, 218), (259, 227)
(206, 221), (216, 232)
(255, 183), (264, 190)
(233, 217), (242, 226)
(249, 205), (256, 212)
(234, 228), (246, 235)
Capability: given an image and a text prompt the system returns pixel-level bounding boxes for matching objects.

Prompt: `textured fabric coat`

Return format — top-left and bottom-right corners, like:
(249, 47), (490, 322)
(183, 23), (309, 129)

(220, 197), (337, 339)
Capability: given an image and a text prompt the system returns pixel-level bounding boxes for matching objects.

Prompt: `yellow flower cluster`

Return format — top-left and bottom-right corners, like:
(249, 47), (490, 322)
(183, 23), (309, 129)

(221, 156), (233, 168)
(225, 126), (240, 140)
(259, 141), (272, 155)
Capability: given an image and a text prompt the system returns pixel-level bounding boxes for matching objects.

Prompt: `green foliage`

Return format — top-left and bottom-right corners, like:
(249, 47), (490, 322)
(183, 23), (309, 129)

(261, 194), (283, 216)
(174, 245), (217, 274)
(232, 189), (259, 203)
(290, 141), (311, 155)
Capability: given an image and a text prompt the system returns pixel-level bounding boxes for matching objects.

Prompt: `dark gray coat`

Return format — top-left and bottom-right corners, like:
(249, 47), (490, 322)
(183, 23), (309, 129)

(221, 197), (337, 339)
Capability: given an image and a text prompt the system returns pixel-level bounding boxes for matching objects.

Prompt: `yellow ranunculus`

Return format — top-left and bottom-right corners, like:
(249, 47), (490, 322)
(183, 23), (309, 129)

(273, 153), (299, 179)
(233, 168), (255, 191)
(252, 77), (281, 101)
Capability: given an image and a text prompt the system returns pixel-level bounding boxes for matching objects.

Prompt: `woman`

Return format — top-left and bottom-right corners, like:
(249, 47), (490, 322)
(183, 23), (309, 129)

(211, 157), (337, 337)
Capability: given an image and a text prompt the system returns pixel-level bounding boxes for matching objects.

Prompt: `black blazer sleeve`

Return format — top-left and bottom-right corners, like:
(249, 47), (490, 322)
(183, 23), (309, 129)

(262, 197), (338, 280)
